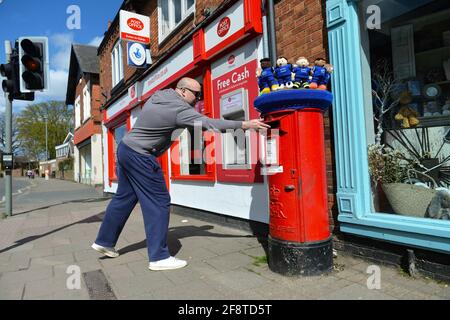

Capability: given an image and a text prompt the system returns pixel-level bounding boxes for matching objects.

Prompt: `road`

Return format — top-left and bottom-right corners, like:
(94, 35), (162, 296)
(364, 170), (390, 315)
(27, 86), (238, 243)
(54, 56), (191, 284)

(0, 177), (32, 199)
(8, 177), (106, 212)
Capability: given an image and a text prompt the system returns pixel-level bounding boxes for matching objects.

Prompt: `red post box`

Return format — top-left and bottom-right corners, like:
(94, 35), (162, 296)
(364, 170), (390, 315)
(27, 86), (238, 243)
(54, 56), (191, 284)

(254, 90), (333, 276)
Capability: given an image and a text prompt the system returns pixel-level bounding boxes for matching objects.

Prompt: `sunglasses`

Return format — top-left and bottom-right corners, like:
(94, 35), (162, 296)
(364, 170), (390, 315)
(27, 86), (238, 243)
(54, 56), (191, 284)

(181, 87), (202, 100)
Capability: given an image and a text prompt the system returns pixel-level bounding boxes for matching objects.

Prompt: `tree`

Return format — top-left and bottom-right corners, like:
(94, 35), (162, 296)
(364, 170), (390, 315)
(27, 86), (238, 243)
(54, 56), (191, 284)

(16, 101), (73, 160)
(0, 112), (22, 155)
(371, 59), (401, 145)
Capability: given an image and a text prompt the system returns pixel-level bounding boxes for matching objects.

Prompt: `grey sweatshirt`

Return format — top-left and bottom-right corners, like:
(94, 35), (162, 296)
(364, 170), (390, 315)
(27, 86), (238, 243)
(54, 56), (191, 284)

(122, 88), (243, 156)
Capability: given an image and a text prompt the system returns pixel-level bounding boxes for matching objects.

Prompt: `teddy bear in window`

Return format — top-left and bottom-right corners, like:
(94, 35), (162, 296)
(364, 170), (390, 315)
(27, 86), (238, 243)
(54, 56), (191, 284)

(394, 91), (420, 128)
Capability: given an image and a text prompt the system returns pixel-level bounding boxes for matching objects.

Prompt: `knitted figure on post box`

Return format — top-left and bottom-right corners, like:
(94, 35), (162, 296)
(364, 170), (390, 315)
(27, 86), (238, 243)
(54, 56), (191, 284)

(293, 57), (311, 89)
(274, 57), (294, 89)
(257, 58), (279, 94)
(321, 63), (334, 90)
(309, 58), (327, 89)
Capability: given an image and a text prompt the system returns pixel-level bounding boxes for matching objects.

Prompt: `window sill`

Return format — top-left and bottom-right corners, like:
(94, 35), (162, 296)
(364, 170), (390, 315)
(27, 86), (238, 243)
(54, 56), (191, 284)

(171, 174), (215, 182)
(158, 11), (195, 47)
(111, 79), (125, 98)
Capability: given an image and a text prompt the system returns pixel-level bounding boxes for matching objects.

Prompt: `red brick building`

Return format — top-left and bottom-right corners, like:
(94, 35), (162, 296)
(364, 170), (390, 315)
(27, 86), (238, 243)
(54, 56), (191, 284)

(66, 44), (104, 186)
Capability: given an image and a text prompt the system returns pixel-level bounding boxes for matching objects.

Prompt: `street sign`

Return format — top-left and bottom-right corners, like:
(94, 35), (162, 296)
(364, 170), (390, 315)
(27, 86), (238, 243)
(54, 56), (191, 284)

(127, 42), (147, 68)
(2, 153), (13, 170)
(120, 10), (150, 44)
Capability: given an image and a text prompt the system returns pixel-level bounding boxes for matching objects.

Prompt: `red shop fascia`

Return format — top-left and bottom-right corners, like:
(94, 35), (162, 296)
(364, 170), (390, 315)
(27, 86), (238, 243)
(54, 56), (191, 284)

(102, 0), (265, 191)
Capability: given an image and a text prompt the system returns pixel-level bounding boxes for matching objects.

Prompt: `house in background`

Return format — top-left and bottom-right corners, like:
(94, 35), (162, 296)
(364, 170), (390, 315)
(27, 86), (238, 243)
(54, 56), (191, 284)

(65, 44), (104, 186)
(55, 132), (74, 181)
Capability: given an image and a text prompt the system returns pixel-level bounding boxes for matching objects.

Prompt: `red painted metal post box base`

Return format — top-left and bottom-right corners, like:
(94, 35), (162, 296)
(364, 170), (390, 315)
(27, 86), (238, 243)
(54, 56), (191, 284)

(254, 90), (334, 276)
(268, 236), (333, 276)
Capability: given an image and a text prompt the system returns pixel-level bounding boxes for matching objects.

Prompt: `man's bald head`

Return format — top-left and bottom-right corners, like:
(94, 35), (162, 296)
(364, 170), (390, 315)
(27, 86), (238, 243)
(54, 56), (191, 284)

(175, 77), (202, 106)
(177, 77), (201, 91)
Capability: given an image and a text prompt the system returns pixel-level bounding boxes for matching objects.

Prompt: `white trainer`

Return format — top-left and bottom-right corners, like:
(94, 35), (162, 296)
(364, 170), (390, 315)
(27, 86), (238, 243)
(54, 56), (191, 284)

(148, 256), (187, 271)
(91, 243), (120, 258)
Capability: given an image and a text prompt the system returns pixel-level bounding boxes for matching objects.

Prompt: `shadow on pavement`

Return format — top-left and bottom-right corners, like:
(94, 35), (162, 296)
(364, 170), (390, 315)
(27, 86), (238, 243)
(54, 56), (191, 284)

(118, 225), (256, 258)
(6, 198), (110, 216)
(0, 211), (106, 255)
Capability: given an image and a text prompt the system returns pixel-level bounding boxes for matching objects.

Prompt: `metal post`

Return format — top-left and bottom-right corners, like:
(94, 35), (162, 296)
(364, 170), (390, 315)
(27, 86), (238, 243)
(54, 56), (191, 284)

(45, 117), (48, 160)
(4, 40), (12, 217)
(267, 0), (278, 66)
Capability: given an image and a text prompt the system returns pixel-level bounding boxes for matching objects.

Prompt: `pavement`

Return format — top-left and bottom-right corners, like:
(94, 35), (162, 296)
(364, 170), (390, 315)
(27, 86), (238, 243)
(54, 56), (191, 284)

(0, 178), (449, 300)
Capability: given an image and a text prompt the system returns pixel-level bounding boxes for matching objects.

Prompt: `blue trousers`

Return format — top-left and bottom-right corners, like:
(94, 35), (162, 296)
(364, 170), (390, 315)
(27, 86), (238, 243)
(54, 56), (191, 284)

(95, 142), (171, 262)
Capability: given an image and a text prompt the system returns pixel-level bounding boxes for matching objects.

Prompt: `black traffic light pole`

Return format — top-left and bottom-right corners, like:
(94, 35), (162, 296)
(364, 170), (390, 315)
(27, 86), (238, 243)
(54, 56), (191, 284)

(1, 37), (41, 217)
(3, 40), (13, 217)
(1, 37), (47, 217)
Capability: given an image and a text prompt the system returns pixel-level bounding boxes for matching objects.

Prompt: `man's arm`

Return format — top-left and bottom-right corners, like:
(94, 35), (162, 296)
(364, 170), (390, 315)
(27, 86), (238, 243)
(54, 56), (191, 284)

(176, 106), (242, 131)
(176, 106), (271, 131)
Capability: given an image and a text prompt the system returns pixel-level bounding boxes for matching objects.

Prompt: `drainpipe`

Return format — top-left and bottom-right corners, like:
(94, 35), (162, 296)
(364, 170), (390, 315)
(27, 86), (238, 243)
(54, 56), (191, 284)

(261, 1), (270, 58)
(266, 0), (278, 65)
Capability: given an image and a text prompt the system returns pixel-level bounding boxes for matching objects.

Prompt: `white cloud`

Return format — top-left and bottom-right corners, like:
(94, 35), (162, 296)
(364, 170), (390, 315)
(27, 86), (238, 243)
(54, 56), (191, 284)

(50, 32), (74, 71)
(88, 36), (103, 47)
(41, 69), (68, 100)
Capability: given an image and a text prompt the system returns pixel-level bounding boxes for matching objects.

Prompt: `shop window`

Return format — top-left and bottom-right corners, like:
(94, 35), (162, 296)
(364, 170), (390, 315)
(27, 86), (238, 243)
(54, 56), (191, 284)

(173, 100), (215, 179)
(79, 144), (92, 184)
(110, 123), (127, 180)
(171, 73), (215, 181)
(74, 95), (81, 129)
(111, 41), (124, 88)
(360, 0), (450, 221)
(158, 0), (195, 42)
(179, 126), (207, 175)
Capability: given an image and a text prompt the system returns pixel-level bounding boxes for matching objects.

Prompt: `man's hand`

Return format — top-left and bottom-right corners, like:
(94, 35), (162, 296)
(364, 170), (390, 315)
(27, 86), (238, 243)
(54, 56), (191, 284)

(242, 119), (271, 130)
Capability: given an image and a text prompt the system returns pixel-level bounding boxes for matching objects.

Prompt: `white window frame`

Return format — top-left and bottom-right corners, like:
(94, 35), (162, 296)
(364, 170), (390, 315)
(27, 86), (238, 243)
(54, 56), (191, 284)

(158, 0), (195, 43)
(74, 95), (81, 129)
(82, 82), (91, 122)
(111, 41), (124, 88)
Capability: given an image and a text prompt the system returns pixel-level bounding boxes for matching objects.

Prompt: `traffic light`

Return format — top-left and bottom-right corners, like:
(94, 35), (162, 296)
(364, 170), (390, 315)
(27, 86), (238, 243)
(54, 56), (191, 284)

(0, 50), (34, 101)
(0, 60), (15, 94)
(18, 37), (48, 92)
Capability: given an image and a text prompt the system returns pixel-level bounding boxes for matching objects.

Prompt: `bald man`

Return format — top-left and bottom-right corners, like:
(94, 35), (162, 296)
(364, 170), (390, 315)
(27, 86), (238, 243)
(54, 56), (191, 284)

(92, 77), (269, 271)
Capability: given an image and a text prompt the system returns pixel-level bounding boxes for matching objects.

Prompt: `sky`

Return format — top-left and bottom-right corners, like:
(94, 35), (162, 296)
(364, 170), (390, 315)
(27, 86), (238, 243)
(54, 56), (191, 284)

(0, 0), (123, 113)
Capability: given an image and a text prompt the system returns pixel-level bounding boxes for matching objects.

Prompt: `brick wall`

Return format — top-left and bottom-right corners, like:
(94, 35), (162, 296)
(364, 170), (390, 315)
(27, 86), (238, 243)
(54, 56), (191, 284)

(74, 73), (102, 143)
(98, 24), (120, 103)
(91, 80), (103, 123)
(274, 0), (328, 64)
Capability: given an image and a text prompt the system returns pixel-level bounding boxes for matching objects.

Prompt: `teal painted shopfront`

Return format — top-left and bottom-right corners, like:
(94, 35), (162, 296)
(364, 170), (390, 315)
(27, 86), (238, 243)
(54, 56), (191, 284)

(326, 0), (450, 254)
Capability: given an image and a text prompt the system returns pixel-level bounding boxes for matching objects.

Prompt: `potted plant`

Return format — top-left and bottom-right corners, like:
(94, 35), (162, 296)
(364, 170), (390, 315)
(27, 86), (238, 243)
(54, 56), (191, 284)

(368, 144), (437, 217)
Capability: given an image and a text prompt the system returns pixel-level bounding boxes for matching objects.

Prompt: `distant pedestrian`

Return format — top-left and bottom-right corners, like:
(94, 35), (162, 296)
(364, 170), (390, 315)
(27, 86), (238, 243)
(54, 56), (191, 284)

(92, 77), (270, 271)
